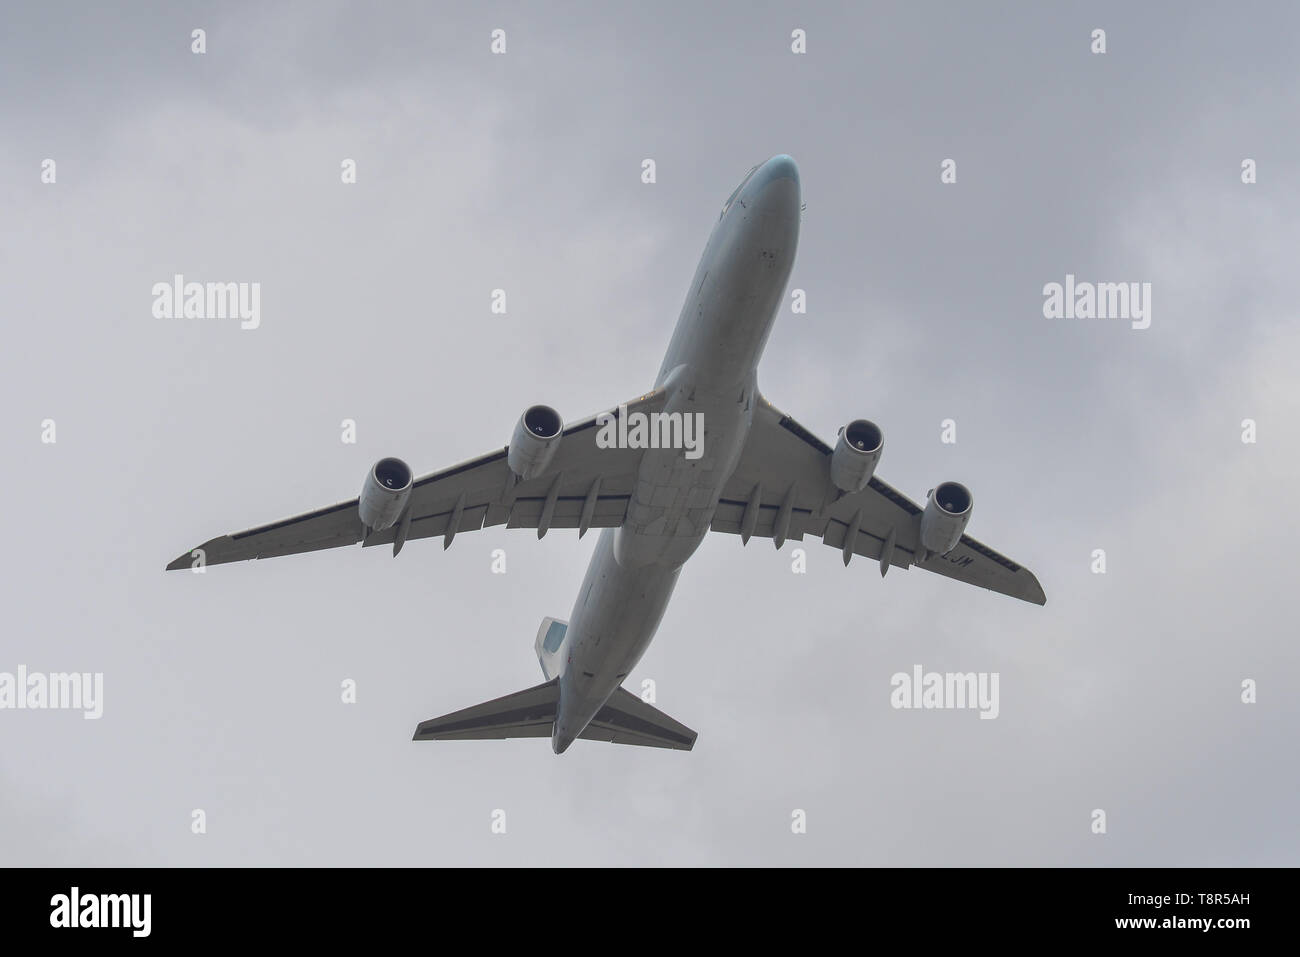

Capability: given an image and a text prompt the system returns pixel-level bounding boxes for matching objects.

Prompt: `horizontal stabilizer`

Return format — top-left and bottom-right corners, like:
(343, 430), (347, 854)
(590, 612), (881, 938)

(579, 687), (697, 750)
(413, 680), (559, 741)
(413, 680), (697, 750)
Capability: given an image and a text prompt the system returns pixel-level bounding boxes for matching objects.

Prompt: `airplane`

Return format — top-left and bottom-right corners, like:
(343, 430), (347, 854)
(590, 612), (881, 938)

(167, 154), (1045, 754)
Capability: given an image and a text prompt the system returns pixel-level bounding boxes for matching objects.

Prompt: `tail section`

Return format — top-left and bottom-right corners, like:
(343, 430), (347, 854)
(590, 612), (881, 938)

(535, 617), (567, 680)
(413, 677), (697, 752)
(580, 687), (697, 750)
(413, 680), (559, 742)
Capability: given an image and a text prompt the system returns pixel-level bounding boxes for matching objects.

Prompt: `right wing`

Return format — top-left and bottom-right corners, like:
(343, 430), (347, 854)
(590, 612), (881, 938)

(166, 391), (667, 571)
(711, 395), (1046, 605)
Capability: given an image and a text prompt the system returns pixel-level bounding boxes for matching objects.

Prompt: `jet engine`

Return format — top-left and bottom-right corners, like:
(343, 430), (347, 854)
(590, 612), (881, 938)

(830, 419), (883, 493)
(358, 457), (413, 531)
(919, 481), (972, 555)
(508, 404), (563, 480)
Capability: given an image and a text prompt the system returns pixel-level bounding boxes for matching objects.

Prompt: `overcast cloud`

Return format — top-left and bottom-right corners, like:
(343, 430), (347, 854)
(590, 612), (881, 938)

(1, 1), (1297, 865)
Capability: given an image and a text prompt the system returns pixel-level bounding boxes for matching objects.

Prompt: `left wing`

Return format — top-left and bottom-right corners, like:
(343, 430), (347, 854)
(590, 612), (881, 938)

(712, 395), (1046, 605)
(166, 390), (667, 570)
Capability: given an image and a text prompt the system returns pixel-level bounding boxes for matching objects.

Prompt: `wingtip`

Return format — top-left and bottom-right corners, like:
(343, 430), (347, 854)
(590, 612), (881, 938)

(168, 536), (224, 571)
(1027, 573), (1047, 606)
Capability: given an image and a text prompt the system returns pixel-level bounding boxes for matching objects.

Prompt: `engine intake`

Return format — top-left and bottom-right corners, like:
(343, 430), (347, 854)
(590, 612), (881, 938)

(508, 404), (563, 480)
(830, 419), (883, 493)
(358, 457), (413, 531)
(920, 481), (972, 556)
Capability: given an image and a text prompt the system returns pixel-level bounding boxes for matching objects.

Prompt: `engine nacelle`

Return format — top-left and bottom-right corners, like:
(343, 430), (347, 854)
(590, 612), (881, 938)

(358, 457), (413, 531)
(830, 419), (883, 493)
(508, 404), (563, 480)
(920, 481), (973, 555)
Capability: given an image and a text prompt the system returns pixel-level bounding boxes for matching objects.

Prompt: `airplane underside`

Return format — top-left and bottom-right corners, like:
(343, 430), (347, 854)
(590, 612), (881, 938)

(168, 154), (1045, 755)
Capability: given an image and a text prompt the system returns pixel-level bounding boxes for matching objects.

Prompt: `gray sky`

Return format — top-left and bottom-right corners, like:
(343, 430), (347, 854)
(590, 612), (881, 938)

(2, 0), (1297, 865)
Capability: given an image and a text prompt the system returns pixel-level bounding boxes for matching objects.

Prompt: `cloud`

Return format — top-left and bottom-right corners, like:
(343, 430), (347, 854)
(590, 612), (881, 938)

(1, 1), (1296, 865)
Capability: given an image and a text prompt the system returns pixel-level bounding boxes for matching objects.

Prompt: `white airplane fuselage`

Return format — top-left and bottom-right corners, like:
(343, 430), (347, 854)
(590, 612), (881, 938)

(551, 155), (801, 752)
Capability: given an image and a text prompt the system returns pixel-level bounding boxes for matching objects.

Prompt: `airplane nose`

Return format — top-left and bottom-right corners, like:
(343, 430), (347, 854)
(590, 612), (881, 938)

(751, 154), (801, 223)
(764, 154), (799, 184)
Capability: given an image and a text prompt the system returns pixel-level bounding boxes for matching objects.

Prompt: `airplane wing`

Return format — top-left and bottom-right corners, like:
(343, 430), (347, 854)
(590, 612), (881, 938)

(165, 390), (668, 571)
(711, 395), (1046, 605)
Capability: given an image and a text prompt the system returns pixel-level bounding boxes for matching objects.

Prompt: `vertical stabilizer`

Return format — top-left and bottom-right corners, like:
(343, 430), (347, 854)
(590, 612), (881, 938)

(534, 617), (568, 680)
